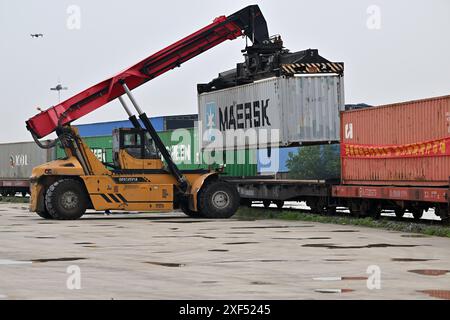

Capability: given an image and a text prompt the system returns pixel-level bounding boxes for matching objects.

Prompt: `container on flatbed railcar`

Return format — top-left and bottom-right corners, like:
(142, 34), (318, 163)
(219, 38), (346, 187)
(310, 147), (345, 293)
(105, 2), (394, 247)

(198, 75), (345, 151)
(340, 95), (450, 186)
(0, 141), (55, 194)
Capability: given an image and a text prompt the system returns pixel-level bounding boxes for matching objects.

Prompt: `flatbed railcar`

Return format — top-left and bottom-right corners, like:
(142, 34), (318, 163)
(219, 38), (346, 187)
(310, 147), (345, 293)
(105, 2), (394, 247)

(227, 178), (334, 213)
(228, 177), (449, 221)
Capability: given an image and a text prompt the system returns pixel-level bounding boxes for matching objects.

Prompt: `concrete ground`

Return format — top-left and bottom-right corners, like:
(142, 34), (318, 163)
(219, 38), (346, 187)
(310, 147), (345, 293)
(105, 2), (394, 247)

(0, 202), (449, 300)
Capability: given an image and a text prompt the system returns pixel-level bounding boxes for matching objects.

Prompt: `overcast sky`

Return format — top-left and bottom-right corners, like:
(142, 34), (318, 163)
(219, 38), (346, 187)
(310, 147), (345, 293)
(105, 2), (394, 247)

(0, 0), (449, 142)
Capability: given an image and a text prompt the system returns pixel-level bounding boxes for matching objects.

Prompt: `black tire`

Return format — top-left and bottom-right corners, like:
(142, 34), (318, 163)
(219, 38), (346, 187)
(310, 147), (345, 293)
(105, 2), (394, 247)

(180, 202), (203, 218)
(36, 207), (54, 220)
(45, 179), (87, 220)
(263, 200), (271, 209)
(198, 181), (240, 219)
(274, 200), (284, 210)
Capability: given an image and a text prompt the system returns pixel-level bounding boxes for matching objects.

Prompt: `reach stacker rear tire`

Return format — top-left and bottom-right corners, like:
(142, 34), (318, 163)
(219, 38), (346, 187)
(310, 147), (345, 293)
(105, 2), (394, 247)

(198, 181), (240, 219)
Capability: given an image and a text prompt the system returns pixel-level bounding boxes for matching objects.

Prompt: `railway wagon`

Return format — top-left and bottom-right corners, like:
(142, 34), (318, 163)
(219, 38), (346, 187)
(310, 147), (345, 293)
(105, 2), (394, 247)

(333, 95), (450, 220)
(0, 141), (55, 196)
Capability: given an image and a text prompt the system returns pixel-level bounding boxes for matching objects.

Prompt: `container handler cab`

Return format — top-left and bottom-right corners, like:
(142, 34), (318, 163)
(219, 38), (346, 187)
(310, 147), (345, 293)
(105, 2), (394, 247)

(25, 5), (270, 220)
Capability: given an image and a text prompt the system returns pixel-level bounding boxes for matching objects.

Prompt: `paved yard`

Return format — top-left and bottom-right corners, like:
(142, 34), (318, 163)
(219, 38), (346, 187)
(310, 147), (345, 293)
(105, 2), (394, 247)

(0, 203), (449, 299)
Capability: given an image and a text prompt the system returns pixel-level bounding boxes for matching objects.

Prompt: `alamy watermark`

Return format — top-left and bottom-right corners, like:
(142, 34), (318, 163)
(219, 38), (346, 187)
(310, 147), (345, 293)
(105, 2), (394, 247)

(162, 123), (281, 173)
(366, 265), (381, 290)
(66, 265), (81, 290)
(367, 5), (381, 30)
(66, 5), (81, 30)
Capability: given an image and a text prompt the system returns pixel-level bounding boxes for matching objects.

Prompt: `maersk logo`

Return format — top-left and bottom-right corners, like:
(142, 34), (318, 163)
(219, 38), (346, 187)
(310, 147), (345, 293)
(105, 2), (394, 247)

(205, 102), (217, 142)
(205, 102), (217, 130)
(219, 99), (271, 131)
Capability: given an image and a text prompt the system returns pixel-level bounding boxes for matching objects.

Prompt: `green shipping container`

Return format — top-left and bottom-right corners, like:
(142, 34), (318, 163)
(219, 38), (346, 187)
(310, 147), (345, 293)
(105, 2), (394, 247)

(159, 128), (257, 177)
(56, 136), (113, 166)
(57, 128), (257, 177)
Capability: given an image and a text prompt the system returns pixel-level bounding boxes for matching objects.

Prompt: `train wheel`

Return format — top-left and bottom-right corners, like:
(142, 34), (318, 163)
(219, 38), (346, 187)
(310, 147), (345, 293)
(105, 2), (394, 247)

(263, 200), (271, 209)
(348, 201), (360, 217)
(349, 209), (357, 217)
(358, 201), (371, 218)
(441, 213), (450, 225)
(409, 208), (424, 221)
(309, 203), (319, 214)
(435, 205), (449, 224)
(309, 199), (326, 214)
(274, 200), (284, 210)
(240, 199), (253, 208)
(358, 201), (381, 219)
(326, 206), (337, 216)
(394, 208), (405, 218)
(45, 179), (87, 220)
(372, 206), (382, 220)
(198, 181), (240, 219)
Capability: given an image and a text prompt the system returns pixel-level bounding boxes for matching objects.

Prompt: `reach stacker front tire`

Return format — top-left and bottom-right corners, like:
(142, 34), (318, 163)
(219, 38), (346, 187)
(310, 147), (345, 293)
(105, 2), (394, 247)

(45, 179), (87, 220)
(36, 208), (53, 219)
(180, 202), (204, 218)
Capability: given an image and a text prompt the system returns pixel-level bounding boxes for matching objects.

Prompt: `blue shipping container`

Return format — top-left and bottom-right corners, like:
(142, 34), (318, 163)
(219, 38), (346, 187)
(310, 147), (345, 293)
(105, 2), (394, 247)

(75, 117), (165, 137)
(257, 147), (298, 174)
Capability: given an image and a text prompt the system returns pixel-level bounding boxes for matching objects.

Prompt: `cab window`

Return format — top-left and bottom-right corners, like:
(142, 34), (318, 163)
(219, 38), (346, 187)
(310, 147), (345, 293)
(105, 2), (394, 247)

(123, 133), (141, 147)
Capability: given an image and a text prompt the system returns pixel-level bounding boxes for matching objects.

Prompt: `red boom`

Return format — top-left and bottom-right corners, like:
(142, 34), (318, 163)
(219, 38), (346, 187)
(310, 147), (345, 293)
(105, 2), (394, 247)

(26, 16), (243, 138)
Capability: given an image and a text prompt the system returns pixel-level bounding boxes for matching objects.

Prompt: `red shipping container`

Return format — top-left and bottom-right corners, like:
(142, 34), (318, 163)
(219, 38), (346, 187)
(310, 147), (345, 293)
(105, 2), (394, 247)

(341, 95), (450, 186)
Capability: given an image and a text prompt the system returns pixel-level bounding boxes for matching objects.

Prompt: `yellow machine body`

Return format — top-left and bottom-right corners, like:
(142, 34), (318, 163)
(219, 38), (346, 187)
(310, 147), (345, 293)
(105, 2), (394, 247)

(29, 127), (216, 215)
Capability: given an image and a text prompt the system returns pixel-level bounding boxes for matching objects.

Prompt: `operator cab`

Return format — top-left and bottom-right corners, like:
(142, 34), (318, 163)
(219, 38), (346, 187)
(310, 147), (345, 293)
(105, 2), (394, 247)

(112, 128), (160, 169)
